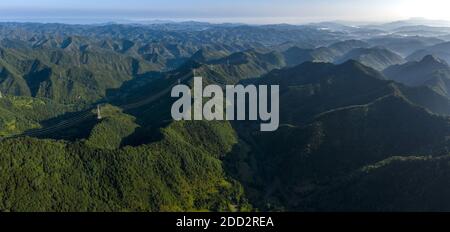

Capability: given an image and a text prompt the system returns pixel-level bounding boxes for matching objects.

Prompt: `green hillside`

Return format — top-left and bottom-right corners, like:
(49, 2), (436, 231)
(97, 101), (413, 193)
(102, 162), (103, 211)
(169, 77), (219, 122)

(384, 55), (450, 98)
(1, 22), (450, 212)
(0, 120), (250, 212)
(228, 61), (450, 211)
(336, 47), (405, 71)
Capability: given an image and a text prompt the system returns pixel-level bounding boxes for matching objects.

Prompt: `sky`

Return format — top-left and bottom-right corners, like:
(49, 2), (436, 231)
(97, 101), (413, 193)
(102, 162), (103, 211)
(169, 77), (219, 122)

(0, 0), (449, 24)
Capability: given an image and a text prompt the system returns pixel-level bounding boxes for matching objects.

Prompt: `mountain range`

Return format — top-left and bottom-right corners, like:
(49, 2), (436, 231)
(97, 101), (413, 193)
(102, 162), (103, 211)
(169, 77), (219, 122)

(1, 21), (450, 211)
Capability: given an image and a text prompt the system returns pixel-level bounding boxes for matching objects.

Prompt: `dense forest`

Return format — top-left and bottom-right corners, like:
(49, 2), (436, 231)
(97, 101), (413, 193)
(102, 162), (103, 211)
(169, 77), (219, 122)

(2, 20), (450, 211)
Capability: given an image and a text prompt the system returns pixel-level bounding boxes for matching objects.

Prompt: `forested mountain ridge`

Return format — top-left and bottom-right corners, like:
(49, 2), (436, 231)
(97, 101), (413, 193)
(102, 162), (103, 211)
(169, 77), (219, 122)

(0, 120), (250, 212)
(384, 55), (450, 98)
(0, 21), (450, 211)
(227, 61), (450, 210)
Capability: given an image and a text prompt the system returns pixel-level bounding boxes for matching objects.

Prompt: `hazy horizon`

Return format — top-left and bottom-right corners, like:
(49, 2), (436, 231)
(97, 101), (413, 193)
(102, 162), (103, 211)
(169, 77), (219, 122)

(0, 18), (447, 27)
(0, 0), (450, 25)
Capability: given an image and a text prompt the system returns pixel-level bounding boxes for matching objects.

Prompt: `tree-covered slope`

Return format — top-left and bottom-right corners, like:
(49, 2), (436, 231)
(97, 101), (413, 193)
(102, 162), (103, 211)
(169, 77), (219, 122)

(299, 155), (450, 211)
(0, 95), (70, 136)
(384, 55), (450, 98)
(336, 47), (405, 71)
(407, 42), (450, 64)
(0, 40), (156, 104)
(3, 22), (450, 212)
(0, 120), (249, 212)
(227, 61), (450, 211)
(384, 55), (450, 86)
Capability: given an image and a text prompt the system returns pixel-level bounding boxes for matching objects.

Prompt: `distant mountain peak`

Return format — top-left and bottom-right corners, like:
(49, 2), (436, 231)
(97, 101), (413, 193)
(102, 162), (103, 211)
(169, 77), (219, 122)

(421, 54), (448, 66)
(340, 59), (364, 67)
(384, 53), (450, 89)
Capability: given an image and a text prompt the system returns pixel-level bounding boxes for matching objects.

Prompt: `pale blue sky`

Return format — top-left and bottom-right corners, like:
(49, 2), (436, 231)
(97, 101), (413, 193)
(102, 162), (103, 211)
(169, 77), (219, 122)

(0, 0), (446, 24)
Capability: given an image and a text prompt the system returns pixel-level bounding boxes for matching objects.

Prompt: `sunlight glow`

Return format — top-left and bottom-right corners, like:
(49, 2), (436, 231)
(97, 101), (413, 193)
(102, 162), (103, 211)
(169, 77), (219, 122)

(398, 0), (450, 21)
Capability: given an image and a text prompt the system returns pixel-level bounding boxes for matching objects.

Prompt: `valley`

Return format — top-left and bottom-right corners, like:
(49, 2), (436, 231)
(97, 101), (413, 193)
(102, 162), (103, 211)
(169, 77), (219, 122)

(1, 19), (450, 211)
